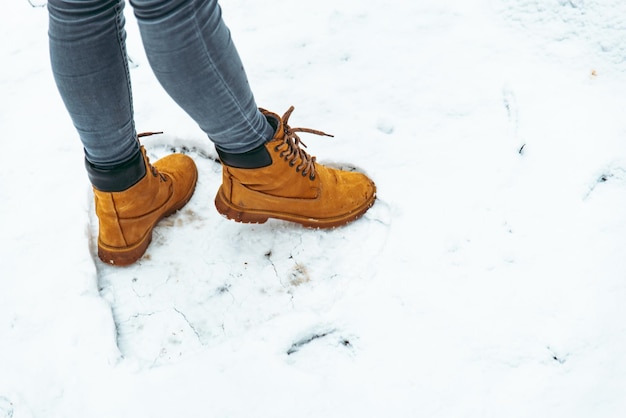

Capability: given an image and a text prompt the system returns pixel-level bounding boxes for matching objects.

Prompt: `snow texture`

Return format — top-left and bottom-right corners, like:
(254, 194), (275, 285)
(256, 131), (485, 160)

(2, 0), (626, 417)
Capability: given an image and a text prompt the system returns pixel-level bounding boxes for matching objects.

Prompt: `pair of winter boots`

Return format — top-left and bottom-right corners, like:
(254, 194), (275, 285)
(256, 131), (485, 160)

(89, 107), (376, 266)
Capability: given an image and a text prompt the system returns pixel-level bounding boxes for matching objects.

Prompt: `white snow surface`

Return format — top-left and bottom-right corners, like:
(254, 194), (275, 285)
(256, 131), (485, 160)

(2, 0), (626, 416)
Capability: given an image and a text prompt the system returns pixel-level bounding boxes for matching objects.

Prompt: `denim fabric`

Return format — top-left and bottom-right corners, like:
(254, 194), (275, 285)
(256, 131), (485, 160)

(48, 0), (274, 168)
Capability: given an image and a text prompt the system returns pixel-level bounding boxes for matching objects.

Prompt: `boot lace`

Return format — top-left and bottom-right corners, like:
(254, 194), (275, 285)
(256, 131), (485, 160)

(138, 131), (168, 182)
(272, 106), (333, 181)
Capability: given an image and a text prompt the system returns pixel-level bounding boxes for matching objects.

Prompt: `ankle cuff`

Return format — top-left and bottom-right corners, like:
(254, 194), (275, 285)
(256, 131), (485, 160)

(216, 143), (272, 169)
(86, 151), (146, 192)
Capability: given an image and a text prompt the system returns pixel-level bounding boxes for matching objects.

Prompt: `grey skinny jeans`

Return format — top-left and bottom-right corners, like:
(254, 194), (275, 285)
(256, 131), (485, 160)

(48, 0), (274, 168)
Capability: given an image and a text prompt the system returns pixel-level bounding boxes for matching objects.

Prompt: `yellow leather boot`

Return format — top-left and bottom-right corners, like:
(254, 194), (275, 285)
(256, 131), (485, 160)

(90, 146), (197, 266)
(215, 106), (376, 228)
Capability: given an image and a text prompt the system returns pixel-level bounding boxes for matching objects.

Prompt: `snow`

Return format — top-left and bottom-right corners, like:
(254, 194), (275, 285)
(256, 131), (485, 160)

(2, 0), (626, 416)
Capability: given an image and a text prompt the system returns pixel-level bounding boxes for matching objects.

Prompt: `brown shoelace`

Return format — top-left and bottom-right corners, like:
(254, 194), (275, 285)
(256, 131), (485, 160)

(274, 106), (333, 180)
(137, 131), (168, 182)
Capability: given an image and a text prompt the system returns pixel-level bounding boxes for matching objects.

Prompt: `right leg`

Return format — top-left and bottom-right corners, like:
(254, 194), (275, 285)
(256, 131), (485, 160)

(130, 0), (275, 154)
(130, 0), (376, 228)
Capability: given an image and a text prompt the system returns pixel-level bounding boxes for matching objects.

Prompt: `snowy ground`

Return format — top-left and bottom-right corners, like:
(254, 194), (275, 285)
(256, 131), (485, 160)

(2, 0), (626, 417)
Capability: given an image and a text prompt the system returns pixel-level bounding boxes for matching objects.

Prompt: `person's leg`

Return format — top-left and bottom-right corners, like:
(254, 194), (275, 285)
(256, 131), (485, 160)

(48, 0), (139, 172)
(130, 0), (275, 153)
(130, 0), (376, 228)
(48, 0), (198, 265)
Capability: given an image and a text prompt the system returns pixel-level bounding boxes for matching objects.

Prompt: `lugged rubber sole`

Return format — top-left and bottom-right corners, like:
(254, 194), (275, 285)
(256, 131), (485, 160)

(214, 185), (376, 229)
(98, 230), (155, 267)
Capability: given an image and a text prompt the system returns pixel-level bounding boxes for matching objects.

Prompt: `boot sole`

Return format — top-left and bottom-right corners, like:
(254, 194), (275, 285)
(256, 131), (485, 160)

(97, 171), (198, 266)
(214, 185), (376, 229)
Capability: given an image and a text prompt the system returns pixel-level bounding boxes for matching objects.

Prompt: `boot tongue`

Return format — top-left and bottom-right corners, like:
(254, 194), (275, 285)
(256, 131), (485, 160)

(265, 113), (284, 141)
(259, 108), (284, 140)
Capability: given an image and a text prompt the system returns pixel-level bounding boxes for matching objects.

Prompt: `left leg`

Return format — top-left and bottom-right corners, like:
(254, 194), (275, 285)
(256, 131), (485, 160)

(48, 0), (198, 265)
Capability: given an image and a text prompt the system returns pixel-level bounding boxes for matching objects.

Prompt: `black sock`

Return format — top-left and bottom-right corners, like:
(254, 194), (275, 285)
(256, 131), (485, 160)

(85, 150), (146, 192)
(216, 143), (272, 169)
